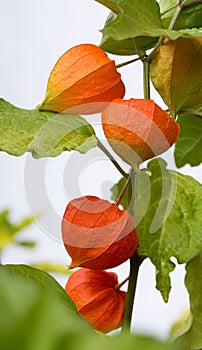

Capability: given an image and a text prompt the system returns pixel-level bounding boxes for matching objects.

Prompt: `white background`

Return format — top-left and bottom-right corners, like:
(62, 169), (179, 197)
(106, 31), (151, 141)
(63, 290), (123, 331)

(0, 0), (201, 339)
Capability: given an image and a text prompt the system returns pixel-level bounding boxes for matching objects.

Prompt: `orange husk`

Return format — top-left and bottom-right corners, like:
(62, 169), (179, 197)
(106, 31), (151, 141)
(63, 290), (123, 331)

(65, 268), (126, 333)
(102, 98), (180, 167)
(39, 44), (125, 114)
(62, 195), (139, 270)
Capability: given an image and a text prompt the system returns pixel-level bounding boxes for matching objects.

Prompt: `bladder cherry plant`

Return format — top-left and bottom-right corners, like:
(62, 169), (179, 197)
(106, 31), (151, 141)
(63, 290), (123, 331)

(0, 1), (202, 349)
(65, 268), (126, 333)
(62, 195), (139, 270)
(102, 98), (180, 168)
(39, 43), (125, 115)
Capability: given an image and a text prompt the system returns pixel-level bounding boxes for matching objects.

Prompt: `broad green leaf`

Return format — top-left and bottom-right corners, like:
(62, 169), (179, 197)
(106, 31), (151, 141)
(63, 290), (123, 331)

(100, 12), (158, 55)
(101, 0), (202, 41)
(0, 209), (34, 251)
(101, 0), (163, 40)
(150, 37), (202, 116)
(139, 27), (202, 39)
(134, 158), (202, 302)
(160, 0), (202, 30)
(94, 334), (173, 350)
(174, 114), (202, 168)
(0, 265), (174, 350)
(17, 240), (36, 248)
(1, 264), (77, 313)
(31, 262), (73, 274)
(0, 266), (95, 350)
(174, 254), (202, 350)
(95, 0), (122, 13)
(100, 35), (158, 55)
(0, 98), (97, 158)
(170, 310), (192, 341)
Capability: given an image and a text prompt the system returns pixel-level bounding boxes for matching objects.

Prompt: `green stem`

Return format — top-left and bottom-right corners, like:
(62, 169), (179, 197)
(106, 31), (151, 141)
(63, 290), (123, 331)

(132, 38), (145, 62)
(147, 37), (164, 62)
(161, 3), (179, 15)
(182, 0), (202, 9)
(143, 60), (150, 100)
(147, 0), (187, 62)
(121, 167), (141, 332)
(114, 276), (130, 291)
(97, 139), (128, 178)
(121, 251), (140, 332)
(168, 2), (183, 30)
(116, 57), (141, 69)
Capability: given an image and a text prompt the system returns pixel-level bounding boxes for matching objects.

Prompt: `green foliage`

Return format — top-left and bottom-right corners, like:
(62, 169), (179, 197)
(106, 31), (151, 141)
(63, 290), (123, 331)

(0, 99), (97, 158)
(174, 114), (202, 168)
(97, 334), (174, 350)
(0, 209), (35, 251)
(100, 0), (162, 40)
(99, 0), (202, 55)
(160, 0), (202, 30)
(0, 264), (174, 350)
(95, 0), (122, 13)
(99, 0), (202, 46)
(174, 254), (202, 350)
(0, 265), (93, 350)
(112, 159), (202, 302)
(99, 11), (158, 55)
(31, 262), (73, 275)
(1, 264), (77, 311)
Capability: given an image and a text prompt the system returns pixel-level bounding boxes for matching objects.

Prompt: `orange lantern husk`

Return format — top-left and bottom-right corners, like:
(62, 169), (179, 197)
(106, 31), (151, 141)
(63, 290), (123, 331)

(65, 268), (126, 333)
(39, 44), (125, 114)
(102, 98), (180, 167)
(62, 195), (139, 270)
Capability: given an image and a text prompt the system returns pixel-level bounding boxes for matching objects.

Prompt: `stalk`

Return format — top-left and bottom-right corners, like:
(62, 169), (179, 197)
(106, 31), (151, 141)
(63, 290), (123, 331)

(97, 139), (128, 178)
(121, 168), (141, 333)
(116, 57), (141, 69)
(143, 60), (150, 100)
(115, 176), (130, 206)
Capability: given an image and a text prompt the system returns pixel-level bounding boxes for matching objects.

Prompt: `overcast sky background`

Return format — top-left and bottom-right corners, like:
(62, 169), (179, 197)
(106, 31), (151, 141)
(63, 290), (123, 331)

(0, 0), (201, 339)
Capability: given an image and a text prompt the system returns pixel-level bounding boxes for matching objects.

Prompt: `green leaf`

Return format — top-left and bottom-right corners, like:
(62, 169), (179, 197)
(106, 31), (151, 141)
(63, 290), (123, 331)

(0, 264), (174, 350)
(1, 264), (77, 313)
(0, 98), (97, 158)
(134, 158), (202, 302)
(174, 254), (202, 350)
(160, 0), (202, 30)
(174, 114), (202, 168)
(0, 265), (95, 350)
(101, 0), (163, 40)
(101, 0), (202, 41)
(97, 334), (173, 350)
(100, 12), (158, 55)
(170, 310), (192, 341)
(31, 262), (73, 274)
(17, 240), (36, 248)
(0, 209), (34, 251)
(95, 0), (122, 13)
(140, 27), (202, 39)
(100, 34), (158, 55)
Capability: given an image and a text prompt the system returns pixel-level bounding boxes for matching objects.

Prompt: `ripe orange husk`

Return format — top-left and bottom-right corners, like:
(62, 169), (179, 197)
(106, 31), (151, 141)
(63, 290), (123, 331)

(39, 44), (125, 114)
(102, 98), (180, 167)
(62, 195), (139, 270)
(65, 268), (126, 333)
